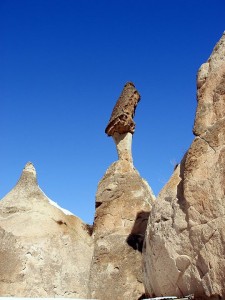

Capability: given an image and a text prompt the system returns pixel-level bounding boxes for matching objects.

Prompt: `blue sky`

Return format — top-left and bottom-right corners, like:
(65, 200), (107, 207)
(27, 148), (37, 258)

(1, 0), (224, 224)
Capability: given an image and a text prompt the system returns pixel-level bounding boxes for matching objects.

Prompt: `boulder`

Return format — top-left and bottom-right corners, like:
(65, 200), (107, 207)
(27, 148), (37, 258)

(0, 162), (93, 298)
(143, 32), (225, 299)
(105, 82), (140, 136)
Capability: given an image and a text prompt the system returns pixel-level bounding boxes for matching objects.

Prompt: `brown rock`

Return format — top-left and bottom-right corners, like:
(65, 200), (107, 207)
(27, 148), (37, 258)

(0, 162), (93, 298)
(89, 160), (155, 299)
(105, 82), (140, 136)
(143, 33), (225, 299)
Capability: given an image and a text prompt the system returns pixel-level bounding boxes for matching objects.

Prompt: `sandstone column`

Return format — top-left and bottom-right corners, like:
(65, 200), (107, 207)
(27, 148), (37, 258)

(89, 82), (155, 299)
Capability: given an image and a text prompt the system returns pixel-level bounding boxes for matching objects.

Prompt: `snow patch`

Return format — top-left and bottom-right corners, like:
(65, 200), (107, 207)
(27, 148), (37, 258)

(48, 198), (74, 216)
(40, 187), (74, 216)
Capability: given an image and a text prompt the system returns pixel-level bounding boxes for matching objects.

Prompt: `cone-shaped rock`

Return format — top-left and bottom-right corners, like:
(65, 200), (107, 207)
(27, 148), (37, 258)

(0, 162), (93, 298)
(89, 83), (155, 299)
(143, 32), (225, 299)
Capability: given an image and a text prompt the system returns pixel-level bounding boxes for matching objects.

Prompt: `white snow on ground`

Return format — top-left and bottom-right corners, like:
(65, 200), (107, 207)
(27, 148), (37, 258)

(40, 187), (74, 216)
(48, 198), (74, 216)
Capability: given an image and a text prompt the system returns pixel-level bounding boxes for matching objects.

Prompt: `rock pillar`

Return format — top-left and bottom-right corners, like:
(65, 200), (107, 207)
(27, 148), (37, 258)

(89, 83), (155, 299)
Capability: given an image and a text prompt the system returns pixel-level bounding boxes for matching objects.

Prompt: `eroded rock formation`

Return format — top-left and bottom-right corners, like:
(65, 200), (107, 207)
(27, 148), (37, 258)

(1, 34), (224, 300)
(105, 82), (141, 163)
(143, 33), (225, 299)
(0, 162), (93, 298)
(105, 82), (140, 137)
(89, 83), (155, 299)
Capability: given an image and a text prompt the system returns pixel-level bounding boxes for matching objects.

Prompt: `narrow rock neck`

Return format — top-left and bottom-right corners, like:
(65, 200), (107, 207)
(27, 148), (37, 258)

(113, 132), (133, 164)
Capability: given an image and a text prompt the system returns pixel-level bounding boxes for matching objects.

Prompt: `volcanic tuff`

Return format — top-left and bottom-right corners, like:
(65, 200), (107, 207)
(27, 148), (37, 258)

(143, 32), (225, 299)
(89, 160), (155, 299)
(0, 162), (93, 298)
(89, 82), (155, 299)
(0, 82), (155, 300)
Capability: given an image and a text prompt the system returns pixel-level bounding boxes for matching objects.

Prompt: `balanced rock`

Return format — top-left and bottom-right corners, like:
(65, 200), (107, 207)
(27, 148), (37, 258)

(143, 33), (225, 299)
(0, 162), (93, 298)
(89, 83), (155, 299)
(105, 82), (140, 136)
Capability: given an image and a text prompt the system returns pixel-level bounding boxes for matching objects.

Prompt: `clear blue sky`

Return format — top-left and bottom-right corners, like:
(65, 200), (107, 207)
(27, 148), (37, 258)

(1, 0), (224, 224)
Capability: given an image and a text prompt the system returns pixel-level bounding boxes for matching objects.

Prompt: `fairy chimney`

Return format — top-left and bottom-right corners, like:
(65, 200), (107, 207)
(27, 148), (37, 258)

(89, 82), (154, 300)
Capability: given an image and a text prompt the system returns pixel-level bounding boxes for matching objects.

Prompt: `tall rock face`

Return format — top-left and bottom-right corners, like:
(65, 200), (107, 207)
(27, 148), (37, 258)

(143, 33), (225, 299)
(89, 83), (155, 300)
(0, 162), (93, 298)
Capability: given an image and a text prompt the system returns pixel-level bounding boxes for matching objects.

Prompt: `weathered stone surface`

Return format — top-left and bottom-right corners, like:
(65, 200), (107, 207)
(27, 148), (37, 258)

(143, 33), (225, 299)
(89, 159), (155, 300)
(105, 82), (140, 136)
(0, 162), (93, 298)
(113, 132), (133, 163)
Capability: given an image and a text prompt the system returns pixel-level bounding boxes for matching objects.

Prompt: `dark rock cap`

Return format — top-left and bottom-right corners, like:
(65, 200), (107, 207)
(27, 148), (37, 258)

(105, 82), (141, 136)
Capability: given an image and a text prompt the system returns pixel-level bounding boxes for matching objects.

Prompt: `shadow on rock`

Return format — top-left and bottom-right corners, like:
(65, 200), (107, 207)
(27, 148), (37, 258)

(126, 210), (150, 252)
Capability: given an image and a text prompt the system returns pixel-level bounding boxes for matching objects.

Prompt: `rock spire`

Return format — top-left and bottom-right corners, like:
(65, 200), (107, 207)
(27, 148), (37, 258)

(89, 83), (154, 299)
(0, 162), (93, 298)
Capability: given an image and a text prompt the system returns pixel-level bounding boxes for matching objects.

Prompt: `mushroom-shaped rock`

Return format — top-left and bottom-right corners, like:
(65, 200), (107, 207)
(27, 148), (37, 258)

(105, 82), (141, 163)
(0, 162), (93, 298)
(89, 83), (154, 300)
